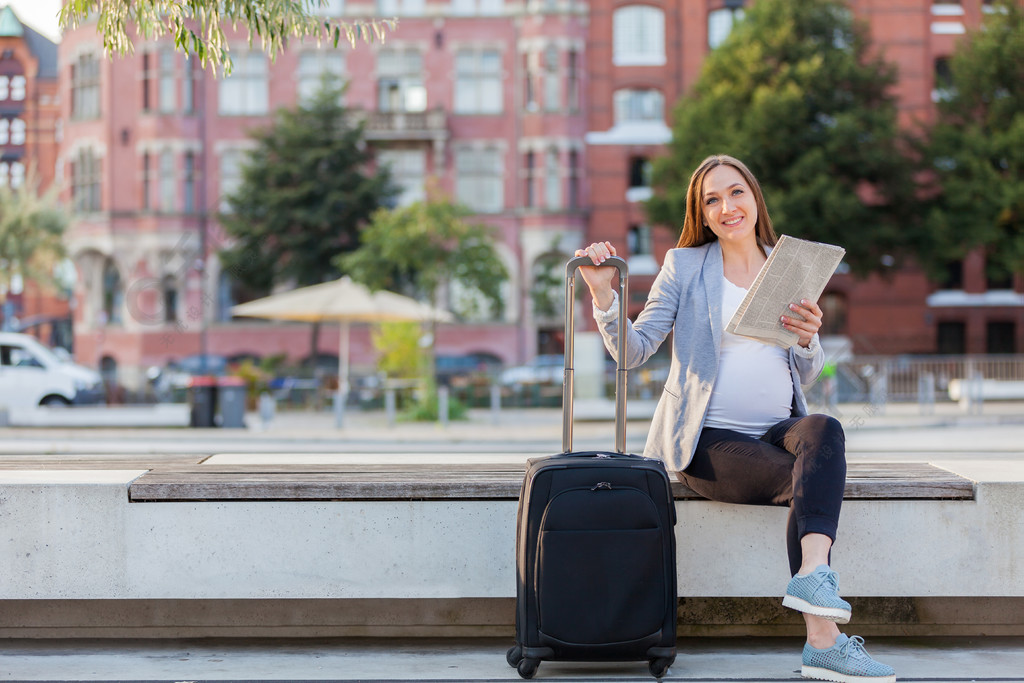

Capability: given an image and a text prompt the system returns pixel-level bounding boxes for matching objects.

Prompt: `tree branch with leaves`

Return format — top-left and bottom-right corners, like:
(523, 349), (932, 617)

(59, 0), (396, 75)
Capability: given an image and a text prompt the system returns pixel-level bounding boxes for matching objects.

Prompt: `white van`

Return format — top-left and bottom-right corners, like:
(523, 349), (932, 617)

(0, 332), (104, 407)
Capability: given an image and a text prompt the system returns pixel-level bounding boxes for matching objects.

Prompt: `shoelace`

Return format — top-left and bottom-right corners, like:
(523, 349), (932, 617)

(814, 568), (841, 597)
(837, 635), (870, 660)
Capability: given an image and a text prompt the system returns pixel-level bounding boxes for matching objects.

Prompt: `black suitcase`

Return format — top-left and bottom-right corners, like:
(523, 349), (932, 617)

(506, 255), (678, 680)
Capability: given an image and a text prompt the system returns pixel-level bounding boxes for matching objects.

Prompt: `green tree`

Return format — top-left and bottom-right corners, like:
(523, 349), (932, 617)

(218, 77), (397, 294)
(338, 194), (509, 321)
(372, 321), (423, 380)
(0, 176), (68, 303)
(647, 0), (920, 276)
(59, 0), (395, 75)
(921, 0), (1024, 281)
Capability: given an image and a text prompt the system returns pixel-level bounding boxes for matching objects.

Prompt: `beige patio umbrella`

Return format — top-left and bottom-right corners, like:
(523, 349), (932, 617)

(231, 276), (453, 428)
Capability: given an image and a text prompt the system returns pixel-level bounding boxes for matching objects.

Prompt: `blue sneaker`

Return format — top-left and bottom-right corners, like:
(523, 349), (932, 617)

(802, 634), (896, 683)
(783, 565), (852, 623)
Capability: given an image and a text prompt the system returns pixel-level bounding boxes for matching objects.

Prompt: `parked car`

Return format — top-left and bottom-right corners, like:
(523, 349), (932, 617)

(0, 332), (104, 406)
(149, 354), (230, 400)
(500, 354), (566, 386)
(436, 353), (503, 386)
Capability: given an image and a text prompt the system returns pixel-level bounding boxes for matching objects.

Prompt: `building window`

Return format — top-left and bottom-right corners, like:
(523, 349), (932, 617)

(708, 6), (745, 49)
(159, 150), (175, 212)
(543, 46), (560, 112)
(142, 152), (151, 210)
(0, 118), (8, 144)
(219, 149), (245, 212)
(0, 161), (25, 188)
(940, 260), (963, 289)
(544, 147), (561, 209)
(524, 151), (535, 208)
(141, 53), (152, 111)
(0, 76), (7, 100)
(614, 89), (664, 124)
(455, 147), (503, 213)
(454, 49), (502, 114)
(932, 57), (955, 102)
(378, 48), (425, 112)
(10, 75), (25, 101)
(568, 149), (579, 210)
(162, 275), (178, 324)
(523, 52), (537, 110)
(10, 117), (24, 145)
(377, 148), (425, 207)
(987, 321), (1015, 354)
(71, 149), (101, 212)
(936, 321), (966, 355)
(298, 51), (346, 104)
(629, 156), (652, 188)
(452, 0), (503, 14)
(567, 49), (579, 112)
(184, 151), (196, 214)
(102, 259), (123, 325)
(159, 47), (176, 112)
(378, 0), (425, 16)
(628, 224), (653, 256)
(218, 51), (268, 116)
(613, 5), (665, 66)
(71, 54), (101, 119)
(309, 0), (345, 14)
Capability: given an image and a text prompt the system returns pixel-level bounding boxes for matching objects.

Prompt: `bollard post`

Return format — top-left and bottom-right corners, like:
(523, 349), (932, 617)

(490, 383), (501, 425)
(258, 392), (276, 430)
(385, 388), (397, 427)
(438, 385), (449, 427)
(917, 373), (935, 416)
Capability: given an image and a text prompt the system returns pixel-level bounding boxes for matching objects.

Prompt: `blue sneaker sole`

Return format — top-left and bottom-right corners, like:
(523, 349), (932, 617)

(783, 594), (852, 623)
(802, 664), (895, 683)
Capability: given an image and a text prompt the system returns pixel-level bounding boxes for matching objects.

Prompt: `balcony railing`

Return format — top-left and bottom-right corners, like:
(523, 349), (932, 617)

(350, 108), (448, 141)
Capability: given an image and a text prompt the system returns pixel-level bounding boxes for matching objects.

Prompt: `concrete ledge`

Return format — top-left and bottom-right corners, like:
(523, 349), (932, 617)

(6, 404), (191, 428)
(1, 461), (1021, 638)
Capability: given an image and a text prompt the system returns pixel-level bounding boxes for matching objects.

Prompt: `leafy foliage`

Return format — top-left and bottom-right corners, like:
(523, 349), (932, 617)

(338, 193), (509, 321)
(647, 0), (921, 276)
(372, 321), (424, 379)
(0, 173), (68, 296)
(921, 0), (1024, 281)
(218, 77), (397, 292)
(59, 0), (396, 75)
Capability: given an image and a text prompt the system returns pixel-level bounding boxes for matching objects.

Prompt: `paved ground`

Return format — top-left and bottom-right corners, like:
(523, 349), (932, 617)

(2, 636), (1024, 682)
(2, 401), (1024, 682)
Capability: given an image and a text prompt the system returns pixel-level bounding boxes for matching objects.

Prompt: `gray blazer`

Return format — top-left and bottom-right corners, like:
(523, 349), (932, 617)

(595, 241), (825, 473)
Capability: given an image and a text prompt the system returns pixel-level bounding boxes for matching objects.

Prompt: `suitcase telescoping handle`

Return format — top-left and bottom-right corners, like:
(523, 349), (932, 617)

(563, 255), (629, 455)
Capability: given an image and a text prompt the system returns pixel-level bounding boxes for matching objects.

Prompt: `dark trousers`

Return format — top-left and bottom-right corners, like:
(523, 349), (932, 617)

(676, 414), (847, 575)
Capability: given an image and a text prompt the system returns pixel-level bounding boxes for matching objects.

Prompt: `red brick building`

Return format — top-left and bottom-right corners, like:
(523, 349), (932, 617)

(0, 5), (66, 347)
(56, 0), (1021, 391)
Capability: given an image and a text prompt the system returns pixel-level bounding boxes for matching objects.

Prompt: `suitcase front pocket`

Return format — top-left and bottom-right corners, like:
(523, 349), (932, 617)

(536, 487), (667, 645)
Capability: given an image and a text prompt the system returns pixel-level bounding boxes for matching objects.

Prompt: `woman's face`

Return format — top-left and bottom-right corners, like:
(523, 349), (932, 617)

(700, 164), (758, 246)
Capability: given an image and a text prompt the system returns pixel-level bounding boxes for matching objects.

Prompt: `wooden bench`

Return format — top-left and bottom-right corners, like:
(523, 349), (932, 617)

(128, 461), (974, 502)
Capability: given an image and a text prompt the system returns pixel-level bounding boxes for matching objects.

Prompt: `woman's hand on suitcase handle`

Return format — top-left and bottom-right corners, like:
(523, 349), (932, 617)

(575, 242), (618, 312)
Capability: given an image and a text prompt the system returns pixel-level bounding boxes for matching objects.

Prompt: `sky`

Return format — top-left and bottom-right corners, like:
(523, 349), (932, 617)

(6, 0), (62, 42)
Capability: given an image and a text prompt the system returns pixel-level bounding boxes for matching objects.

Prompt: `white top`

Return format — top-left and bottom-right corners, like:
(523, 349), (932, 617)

(703, 277), (794, 438)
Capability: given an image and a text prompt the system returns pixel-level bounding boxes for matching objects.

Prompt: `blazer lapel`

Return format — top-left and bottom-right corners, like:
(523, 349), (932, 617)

(703, 241), (723, 352)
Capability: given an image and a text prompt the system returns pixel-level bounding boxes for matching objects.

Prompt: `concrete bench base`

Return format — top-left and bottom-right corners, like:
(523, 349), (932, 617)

(1, 459), (1021, 639)
(3, 596), (1024, 639)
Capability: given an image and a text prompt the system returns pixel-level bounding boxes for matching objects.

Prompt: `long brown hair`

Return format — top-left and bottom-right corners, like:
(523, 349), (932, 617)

(675, 155), (778, 251)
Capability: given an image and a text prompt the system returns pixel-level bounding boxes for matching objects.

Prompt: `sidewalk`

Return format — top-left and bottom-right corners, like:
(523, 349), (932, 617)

(2, 636), (1024, 681)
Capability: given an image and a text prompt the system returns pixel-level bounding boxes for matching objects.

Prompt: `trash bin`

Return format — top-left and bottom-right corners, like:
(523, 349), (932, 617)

(188, 376), (217, 428)
(217, 376), (247, 428)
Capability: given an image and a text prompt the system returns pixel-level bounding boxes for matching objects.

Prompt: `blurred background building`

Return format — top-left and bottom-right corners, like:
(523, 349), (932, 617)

(7, 0), (1019, 393)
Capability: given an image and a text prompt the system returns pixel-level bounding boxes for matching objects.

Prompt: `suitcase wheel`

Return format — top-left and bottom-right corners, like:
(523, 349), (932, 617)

(505, 645), (523, 668)
(649, 655), (675, 679)
(517, 657), (540, 679)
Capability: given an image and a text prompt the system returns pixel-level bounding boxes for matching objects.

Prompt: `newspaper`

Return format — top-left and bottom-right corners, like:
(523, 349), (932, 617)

(725, 235), (846, 349)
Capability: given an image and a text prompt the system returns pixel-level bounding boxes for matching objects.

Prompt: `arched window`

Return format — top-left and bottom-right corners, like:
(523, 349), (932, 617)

(613, 5), (665, 66)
